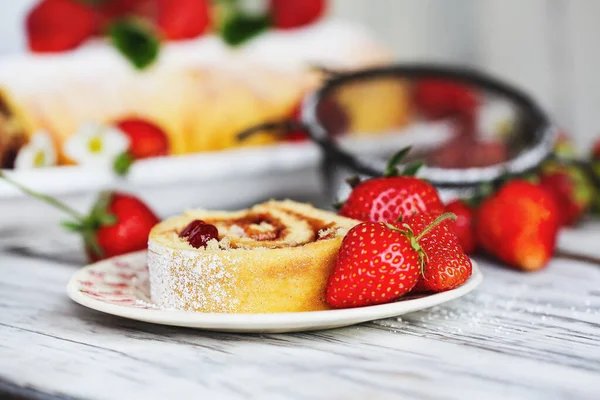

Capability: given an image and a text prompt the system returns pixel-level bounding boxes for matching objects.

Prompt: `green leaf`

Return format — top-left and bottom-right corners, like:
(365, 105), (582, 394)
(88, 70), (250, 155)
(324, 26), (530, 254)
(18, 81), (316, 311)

(385, 147), (412, 177)
(89, 191), (117, 228)
(113, 152), (134, 176)
(332, 201), (344, 211)
(97, 213), (118, 226)
(401, 161), (424, 177)
(108, 19), (160, 70)
(220, 12), (271, 46)
(61, 220), (84, 232)
(82, 229), (104, 259)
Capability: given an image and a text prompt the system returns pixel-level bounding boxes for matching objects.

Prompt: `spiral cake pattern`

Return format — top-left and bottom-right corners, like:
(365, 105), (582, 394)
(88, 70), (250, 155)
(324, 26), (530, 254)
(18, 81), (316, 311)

(147, 200), (360, 313)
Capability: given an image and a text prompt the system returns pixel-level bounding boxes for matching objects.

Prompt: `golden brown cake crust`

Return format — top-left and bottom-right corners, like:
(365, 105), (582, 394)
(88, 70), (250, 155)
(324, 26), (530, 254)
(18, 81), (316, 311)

(147, 200), (359, 313)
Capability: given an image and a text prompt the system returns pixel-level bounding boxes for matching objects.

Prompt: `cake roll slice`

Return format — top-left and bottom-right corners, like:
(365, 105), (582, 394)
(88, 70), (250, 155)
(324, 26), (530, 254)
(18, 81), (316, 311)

(147, 200), (360, 313)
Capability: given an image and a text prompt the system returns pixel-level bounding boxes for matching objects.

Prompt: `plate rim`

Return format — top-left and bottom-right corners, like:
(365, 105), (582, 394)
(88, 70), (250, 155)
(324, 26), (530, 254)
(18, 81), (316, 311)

(66, 250), (483, 331)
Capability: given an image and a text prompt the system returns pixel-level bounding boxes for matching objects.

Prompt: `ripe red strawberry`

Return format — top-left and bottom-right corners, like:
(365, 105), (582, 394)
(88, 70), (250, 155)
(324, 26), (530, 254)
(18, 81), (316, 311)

(113, 118), (170, 175)
(117, 118), (169, 159)
(88, 192), (160, 261)
(444, 199), (477, 254)
(475, 180), (560, 271)
(270, 0), (326, 30)
(591, 137), (600, 161)
(405, 212), (472, 292)
(413, 79), (479, 121)
(156, 0), (210, 40)
(0, 171), (159, 262)
(284, 103), (310, 142)
(326, 222), (422, 308)
(26, 0), (98, 52)
(338, 148), (444, 223)
(538, 162), (594, 226)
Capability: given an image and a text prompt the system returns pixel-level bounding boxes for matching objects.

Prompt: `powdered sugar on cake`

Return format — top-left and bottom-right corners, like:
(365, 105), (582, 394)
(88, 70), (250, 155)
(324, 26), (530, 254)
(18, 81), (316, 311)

(147, 240), (241, 313)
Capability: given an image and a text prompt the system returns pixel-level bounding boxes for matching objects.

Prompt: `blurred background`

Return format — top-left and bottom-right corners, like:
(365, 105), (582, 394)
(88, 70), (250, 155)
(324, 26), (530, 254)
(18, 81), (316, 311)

(1, 0), (598, 153)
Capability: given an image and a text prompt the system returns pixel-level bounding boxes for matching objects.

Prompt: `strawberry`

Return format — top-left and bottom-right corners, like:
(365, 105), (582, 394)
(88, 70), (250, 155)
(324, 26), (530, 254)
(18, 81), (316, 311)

(270, 0), (326, 30)
(26, 0), (98, 52)
(87, 192), (160, 261)
(0, 171), (159, 262)
(284, 103), (310, 143)
(405, 212), (472, 292)
(444, 199), (477, 254)
(475, 180), (560, 271)
(538, 161), (594, 226)
(156, 0), (210, 40)
(326, 214), (456, 308)
(113, 118), (170, 175)
(591, 136), (600, 161)
(413, 79), (479, 121)
(338, 148), (444, 223)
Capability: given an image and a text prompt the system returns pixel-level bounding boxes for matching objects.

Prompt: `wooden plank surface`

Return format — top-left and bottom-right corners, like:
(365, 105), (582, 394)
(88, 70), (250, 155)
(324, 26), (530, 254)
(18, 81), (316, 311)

(1, 237), (599, 400)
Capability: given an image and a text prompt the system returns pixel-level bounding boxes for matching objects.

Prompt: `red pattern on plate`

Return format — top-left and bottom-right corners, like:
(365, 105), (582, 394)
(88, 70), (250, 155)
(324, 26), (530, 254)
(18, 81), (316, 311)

(75, 258), (156, 309)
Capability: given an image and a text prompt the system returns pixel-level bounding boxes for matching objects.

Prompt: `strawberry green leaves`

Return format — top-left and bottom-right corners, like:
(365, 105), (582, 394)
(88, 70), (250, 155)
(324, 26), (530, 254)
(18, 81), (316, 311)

(108, 19), (160, 70)
(384, 146), (424, 177)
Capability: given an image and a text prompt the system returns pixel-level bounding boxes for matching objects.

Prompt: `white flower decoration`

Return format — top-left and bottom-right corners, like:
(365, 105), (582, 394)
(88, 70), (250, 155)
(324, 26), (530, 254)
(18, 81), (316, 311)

(14, 130), (57, 169)
(64, 122), (130, 166)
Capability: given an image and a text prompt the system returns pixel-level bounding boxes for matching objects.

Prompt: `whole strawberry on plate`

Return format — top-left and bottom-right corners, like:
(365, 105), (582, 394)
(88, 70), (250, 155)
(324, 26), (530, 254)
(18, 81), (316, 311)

(0, 172), (160, 262)
(405, 212), (473, 292)
(338, 147), (444, 223)
(475, 179), (560, 271)
(326, 212), (460, 308)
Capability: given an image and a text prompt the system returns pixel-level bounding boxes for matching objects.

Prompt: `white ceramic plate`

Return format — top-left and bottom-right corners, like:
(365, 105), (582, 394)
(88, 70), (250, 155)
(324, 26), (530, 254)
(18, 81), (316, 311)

(66, 250), (483, 333)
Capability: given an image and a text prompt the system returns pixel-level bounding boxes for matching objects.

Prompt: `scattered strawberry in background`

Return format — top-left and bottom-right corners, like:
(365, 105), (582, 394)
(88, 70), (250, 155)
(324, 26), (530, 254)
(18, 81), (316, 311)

(270, 0), (327, 30)
(475, 180), (560, 272)
(538, 161), (595, 226)
(326, 213), (458, 308)
(444, 199), (477, 254)
(83, 192), (160, 262)
(26, 0), (98, 52)
(156, 0), (211, 40)
(0, 171), (159, 263)
(413, 79), (479, 121)
(338, 147), (444, 223)
(112, 117), (170, 175)
(405, 212), (473, 292)
(283, 103), (310, 142)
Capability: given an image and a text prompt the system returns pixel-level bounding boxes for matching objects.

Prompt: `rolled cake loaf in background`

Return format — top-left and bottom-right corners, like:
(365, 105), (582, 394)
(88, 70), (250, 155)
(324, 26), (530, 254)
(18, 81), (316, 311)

(0, 20), (407, 167)
(147, 199), (360, 313)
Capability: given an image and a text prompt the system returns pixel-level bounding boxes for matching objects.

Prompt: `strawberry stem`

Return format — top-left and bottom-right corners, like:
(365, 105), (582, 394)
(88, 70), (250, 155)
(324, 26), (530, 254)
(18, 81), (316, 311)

(415, 212), (457, 242)
(0, 171), (86, 223)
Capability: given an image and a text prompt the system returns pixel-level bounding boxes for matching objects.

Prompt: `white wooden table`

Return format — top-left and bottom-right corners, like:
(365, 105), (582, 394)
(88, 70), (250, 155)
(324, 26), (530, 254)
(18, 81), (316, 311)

(1, 225), (600, 400)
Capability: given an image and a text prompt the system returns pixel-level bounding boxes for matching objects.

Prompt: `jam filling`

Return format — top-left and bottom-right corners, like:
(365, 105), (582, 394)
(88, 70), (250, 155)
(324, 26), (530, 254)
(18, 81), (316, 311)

(177, 212), (339, 249)
(179, 220), (219, 248)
